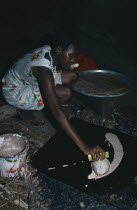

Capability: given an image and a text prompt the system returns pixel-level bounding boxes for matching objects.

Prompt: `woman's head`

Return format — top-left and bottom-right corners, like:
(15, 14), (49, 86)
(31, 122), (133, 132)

(52, 31), (79, 69)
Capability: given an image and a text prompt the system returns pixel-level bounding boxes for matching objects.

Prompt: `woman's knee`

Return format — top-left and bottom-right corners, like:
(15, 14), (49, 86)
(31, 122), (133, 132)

(56, 85), (72, 101)
(70, 71), (78, 82)
(62, 71), (78, 85)
(65, 87), (72, 100)
(61, 87), (72, 101)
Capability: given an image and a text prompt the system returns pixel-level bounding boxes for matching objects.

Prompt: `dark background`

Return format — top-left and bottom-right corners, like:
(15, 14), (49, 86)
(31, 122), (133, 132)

(0, 0), (137, 131)
(1, 0), (137, 77)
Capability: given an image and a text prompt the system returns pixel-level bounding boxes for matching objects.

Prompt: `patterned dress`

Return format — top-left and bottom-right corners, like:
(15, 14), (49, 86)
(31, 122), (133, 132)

(2, 45), (62, 110)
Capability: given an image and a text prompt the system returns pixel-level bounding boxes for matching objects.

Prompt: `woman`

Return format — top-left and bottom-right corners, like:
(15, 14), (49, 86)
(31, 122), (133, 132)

(2, 34), (105, 161)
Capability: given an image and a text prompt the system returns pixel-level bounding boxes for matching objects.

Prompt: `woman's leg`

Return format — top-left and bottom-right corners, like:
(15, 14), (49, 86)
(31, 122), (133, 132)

(54, 70), (77, 102)
(16, 85), (73, 125)
(55, 85), (72, 102)
(61, 70), (78, 85)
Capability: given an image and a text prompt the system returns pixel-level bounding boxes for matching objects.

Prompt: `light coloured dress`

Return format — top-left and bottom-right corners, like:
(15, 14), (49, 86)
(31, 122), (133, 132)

(2, 45), (62, 110)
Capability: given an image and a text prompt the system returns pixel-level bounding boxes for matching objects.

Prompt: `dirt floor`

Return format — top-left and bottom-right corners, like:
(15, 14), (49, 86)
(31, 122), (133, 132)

(0, 102), (53, 209)
(0, 97), (105, 209)
(0, 97), (81, 210)
(0, 97), (137, 210)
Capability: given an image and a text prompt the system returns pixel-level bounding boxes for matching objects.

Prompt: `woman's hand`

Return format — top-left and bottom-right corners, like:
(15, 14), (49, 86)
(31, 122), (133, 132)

(84, 146), (105, 162)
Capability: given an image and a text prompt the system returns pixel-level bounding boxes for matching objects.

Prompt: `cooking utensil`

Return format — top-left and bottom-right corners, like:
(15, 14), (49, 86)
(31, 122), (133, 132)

(73, 70), (130, 97)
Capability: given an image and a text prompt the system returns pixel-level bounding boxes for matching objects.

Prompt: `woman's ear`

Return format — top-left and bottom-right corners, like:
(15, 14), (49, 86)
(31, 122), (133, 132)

(56, 47), (63, 55)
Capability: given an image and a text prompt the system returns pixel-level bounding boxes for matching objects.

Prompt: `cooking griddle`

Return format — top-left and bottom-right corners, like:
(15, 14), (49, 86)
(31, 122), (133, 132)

(73, 70), (129, 97)
(31, 118), (137, 207)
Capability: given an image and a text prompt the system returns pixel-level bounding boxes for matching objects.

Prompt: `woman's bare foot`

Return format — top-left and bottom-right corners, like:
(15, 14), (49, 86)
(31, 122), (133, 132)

(16, 109), (45, 126)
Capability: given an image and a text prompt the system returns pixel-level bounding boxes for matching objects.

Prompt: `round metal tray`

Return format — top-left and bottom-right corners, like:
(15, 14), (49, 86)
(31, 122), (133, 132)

(73, 70), (130, 98)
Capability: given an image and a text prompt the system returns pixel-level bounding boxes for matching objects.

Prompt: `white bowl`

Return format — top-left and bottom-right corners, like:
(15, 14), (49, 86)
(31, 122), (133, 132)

(91, 158), (110, 175)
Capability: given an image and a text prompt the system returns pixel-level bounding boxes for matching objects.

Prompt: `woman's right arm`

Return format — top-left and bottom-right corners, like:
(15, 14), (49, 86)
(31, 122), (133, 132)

(32, 66), (105, 161)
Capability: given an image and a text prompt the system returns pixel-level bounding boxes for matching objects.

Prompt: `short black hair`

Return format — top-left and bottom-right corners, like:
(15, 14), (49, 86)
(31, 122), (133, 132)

(52, 30), (79, 51)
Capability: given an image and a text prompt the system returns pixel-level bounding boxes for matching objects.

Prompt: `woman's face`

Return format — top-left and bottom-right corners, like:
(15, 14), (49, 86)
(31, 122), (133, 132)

(57, 44), (78, 70)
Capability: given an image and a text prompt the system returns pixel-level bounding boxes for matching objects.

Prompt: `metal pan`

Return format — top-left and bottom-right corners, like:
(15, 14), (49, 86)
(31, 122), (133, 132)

(73, 70), (130, 98)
